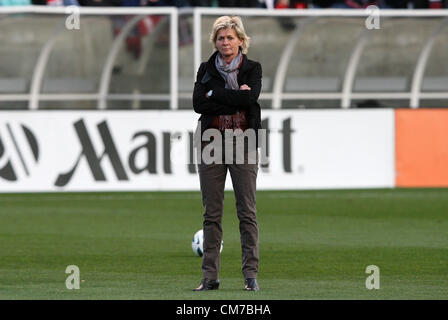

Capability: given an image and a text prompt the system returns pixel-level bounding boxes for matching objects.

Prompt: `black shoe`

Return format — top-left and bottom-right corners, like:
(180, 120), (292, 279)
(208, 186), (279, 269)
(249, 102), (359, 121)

(244, 278), (259, 291)
(193, 279), (220, 291)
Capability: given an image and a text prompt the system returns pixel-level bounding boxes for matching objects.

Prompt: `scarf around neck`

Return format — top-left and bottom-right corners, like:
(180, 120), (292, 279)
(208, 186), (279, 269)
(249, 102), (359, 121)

(215, 51), (242, 90)
(214, 51), (244, 131)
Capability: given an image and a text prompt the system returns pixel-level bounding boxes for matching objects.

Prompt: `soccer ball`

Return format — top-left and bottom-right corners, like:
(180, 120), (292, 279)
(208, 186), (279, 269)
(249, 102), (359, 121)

(191, 229), (223, 257)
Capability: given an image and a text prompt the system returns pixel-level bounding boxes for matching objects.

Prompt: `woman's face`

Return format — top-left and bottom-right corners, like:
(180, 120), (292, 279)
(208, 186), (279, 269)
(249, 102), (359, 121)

(215, 28), (243, 62)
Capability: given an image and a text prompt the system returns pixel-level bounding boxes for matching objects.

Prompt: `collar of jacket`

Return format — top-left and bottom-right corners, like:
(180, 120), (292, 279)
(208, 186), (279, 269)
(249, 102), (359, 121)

(205, 50), (250, 83)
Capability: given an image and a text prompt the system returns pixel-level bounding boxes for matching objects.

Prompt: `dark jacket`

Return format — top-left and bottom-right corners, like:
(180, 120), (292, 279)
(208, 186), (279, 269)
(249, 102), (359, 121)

(193, 51), (262, 140)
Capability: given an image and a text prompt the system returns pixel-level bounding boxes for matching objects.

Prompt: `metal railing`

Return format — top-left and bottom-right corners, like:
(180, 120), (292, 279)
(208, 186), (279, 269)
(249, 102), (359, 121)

(0, 6), (178, 110)
(194, 8), (448, 109)
(1, 6), (448, 109)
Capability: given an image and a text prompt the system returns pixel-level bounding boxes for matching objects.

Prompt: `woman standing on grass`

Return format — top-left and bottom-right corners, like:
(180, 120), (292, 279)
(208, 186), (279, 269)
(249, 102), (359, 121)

(192, 15), (263, 292)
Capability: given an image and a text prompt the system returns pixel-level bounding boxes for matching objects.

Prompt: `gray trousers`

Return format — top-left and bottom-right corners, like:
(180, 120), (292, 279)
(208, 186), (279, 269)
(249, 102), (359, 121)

(198, 137), (259, 280)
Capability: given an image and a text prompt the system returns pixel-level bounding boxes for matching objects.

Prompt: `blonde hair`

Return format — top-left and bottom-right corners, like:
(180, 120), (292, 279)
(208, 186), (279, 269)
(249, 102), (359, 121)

(209, 16), (250, 54)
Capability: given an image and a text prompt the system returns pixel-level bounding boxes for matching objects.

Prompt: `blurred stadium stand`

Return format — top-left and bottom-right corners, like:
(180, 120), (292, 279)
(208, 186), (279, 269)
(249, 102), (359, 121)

(0, 6), (448, 109)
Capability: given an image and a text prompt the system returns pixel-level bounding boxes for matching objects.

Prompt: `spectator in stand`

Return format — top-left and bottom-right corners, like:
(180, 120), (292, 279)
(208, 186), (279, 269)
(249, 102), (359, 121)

(144, 0), (192, 6)
(142, 0), (194, 46)
(330, 0), (380, 8)
(258, 0), (274, 7)
(383, 0), (409, 7)
(189, 0), (214, 5)
(310, 0), (448, 8)
(309, 0), (334, 7)
(78, 0), (121, 5)
(268, 0), (305, 31)
(44, 0), (80, 7)
(273, 0), (309, 8)
(412, 0), (446, 7)
(311, 0), (390, 8)
(30, 0), (79, 4)
(110, 0), (194, 59)
(218, 0), (262, 7)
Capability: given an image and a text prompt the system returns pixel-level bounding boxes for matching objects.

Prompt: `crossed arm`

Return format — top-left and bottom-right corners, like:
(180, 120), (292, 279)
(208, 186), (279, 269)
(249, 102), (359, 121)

(192, 62), (262, 116)
(210, 63), (262, 108)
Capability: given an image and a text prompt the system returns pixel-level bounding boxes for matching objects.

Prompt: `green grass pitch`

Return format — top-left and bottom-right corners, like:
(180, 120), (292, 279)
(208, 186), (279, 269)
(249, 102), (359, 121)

(0, 188), (447, 300)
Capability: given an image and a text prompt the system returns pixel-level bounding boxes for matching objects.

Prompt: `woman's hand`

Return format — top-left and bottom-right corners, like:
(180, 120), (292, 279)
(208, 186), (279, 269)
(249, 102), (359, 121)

(240, 84), (251, 91)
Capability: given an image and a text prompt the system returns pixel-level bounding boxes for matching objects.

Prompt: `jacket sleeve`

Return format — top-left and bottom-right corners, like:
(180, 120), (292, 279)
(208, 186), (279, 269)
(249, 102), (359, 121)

(209, 62), (262, 109)
(193, 63), (238, 115)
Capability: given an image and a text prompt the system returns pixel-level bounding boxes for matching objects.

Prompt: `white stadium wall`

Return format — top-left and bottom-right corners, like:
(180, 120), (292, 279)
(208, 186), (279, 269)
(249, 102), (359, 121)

(0, 110), (395, 192)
